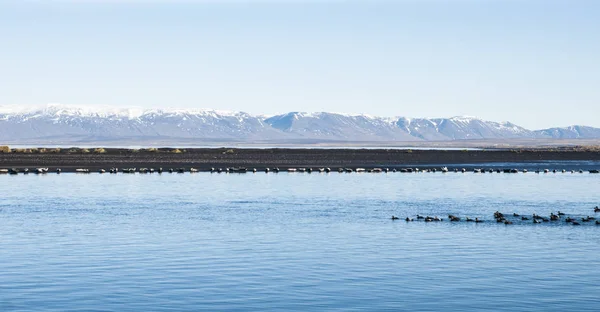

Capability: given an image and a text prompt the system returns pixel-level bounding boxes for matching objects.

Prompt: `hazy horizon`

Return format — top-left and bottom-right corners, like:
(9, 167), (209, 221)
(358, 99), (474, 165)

(1, 0), (599, 129)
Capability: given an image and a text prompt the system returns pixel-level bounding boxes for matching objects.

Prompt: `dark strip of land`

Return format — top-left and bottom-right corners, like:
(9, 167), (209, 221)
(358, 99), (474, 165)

(0, 147), (599, 172)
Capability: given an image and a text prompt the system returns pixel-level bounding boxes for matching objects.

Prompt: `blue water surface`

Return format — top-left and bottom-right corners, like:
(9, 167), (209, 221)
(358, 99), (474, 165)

(1, 167), (599, 311)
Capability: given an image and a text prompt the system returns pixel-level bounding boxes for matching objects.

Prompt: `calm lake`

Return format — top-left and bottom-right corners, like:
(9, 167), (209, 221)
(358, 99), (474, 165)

(1, 164), (600, 311)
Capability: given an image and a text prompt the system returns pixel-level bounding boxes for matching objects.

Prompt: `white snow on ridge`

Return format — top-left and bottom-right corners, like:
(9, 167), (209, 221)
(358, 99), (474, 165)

(0, 104), (246, 120)
(0, 105), (492, 127)
(448, 115), (481, 123)
(0, 104), (145, 119)
(0, 104), (596, 141)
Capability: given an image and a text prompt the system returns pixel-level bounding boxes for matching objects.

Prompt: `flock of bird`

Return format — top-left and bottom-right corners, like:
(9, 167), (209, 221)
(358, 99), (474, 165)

(1, 166), (600, 175)
(392, 206), (600, 226)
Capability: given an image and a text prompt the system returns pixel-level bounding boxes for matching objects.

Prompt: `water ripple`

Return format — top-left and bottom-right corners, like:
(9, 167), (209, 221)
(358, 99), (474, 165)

(1, 170), (599, 311)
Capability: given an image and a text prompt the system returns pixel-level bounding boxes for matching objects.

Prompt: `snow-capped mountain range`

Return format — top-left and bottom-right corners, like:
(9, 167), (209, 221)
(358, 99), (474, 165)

(0, 104), (599, 144)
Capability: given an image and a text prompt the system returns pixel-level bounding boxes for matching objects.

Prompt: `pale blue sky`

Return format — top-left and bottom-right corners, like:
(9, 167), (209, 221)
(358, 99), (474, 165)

(1, 0), (599, 129)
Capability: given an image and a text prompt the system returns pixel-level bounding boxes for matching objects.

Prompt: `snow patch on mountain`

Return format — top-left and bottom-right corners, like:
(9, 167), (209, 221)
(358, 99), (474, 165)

(0, 104), (598, 143)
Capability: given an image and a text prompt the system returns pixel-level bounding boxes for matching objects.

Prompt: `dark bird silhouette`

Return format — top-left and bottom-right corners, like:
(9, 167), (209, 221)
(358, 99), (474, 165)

(449, 215), (460, 222)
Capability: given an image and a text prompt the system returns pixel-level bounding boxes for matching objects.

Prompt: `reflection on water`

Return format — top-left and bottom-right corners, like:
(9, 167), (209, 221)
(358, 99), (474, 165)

(1, 165), (599, 311)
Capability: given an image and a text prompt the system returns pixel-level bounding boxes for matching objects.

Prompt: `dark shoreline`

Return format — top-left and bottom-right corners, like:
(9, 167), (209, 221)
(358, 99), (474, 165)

(1, 147), (600, 172)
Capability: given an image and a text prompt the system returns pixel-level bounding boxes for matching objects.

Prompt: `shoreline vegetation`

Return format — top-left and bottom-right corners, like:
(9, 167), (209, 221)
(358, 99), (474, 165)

(0, 146), (599, 172)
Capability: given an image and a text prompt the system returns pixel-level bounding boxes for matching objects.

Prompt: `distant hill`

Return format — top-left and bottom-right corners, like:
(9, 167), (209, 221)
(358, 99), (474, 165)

(0, 104), (599, 145)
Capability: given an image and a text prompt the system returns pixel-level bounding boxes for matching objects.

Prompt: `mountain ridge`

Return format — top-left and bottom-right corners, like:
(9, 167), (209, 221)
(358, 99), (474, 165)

(1, 104), (599, 144)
